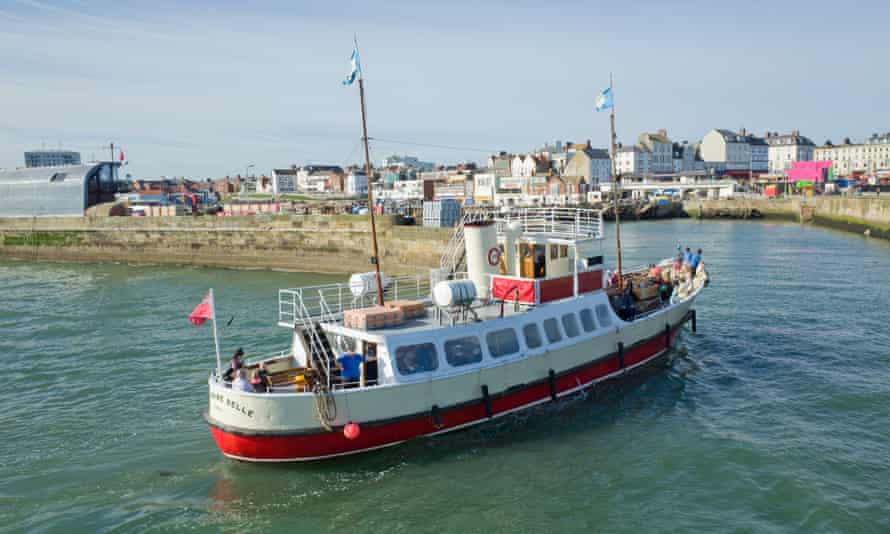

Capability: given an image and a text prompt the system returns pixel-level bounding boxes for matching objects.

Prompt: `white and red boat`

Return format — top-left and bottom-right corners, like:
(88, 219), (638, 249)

(204, 207), (708, 461)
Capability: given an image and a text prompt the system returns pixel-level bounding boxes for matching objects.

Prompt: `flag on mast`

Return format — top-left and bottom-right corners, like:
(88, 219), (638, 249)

(188, 291), (214, 326)
(342, 48), (361, 86)
(595, 86), (613, 112)
(119, 149), (126, 163)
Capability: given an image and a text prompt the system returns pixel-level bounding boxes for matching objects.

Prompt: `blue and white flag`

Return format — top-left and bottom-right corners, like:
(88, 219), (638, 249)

(342, 48), (361, 86)
(595, 86), (613, 112)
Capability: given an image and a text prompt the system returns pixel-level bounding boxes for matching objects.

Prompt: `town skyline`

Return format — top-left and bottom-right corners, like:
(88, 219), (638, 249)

(1, 0), (888, 178)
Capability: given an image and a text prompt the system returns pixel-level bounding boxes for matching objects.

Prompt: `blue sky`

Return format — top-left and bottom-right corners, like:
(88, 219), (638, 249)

(0, 0), (887, 178)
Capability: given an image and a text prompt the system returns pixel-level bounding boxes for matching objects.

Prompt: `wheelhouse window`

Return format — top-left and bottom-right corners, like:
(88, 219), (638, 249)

(580, 308), (596, 332)
(444, 336), (483, 367)
(395, 343), (439, 375)
(561, 313), (580, 338)
(595, 304), (613, 327)
(486, 328), (520, 358)
(543, 318), (562, 343)
(523, 323), (543, 349)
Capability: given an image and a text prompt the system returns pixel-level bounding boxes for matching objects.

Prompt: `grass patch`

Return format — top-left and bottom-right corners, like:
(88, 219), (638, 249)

(2, 231), (85, 248)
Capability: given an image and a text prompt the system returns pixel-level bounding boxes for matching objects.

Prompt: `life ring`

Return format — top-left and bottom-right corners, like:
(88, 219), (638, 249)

(487, 247), (501, 266)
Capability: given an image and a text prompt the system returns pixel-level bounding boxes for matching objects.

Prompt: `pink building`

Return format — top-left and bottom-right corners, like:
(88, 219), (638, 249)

(787, 160), (832, 183)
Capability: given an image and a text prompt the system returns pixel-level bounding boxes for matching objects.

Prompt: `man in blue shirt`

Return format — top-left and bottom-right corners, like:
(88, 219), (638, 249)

(690, 249), (702, 271)
(683, 247), (693, 266)
(337, 348), (365, 388)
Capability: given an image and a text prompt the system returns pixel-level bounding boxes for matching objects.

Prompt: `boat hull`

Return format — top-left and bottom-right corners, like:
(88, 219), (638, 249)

(206, 311), (693, 462)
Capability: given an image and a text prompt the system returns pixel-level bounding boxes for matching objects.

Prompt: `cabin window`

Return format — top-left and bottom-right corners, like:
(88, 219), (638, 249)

(595, 304), (613, 327)
(559, 245), (568, 258)
(444, 336), (483, 367)
(523, 323), (543, 349)
(395, 343), (439, 375)
(580, 308), (596, 332)
(486, 328), (520, 358)
(550, 245), (558, 260)
(543, 318), (562, 343)
(561, 313), (580, 338)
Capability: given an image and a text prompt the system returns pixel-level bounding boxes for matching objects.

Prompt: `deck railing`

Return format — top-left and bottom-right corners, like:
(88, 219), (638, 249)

(278, 272), (434, 325)
(496, 207), (603, 240)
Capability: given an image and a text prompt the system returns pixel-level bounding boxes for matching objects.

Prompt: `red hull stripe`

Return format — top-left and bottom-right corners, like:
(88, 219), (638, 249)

(209, 317), (689, 461)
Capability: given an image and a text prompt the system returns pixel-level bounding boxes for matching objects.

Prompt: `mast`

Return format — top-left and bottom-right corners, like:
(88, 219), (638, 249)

(355, 38), (386, 306)
(608, 74), (623, 286)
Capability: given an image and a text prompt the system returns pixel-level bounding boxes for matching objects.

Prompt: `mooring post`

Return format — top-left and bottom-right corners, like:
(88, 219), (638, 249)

(691, 309), (697, 333)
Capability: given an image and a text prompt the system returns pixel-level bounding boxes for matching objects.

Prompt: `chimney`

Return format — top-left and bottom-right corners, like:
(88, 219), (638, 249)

(792, 129), (799, 137)
(739, 127), (746, 136)
(764, 131), (770, 139)
(586, 139), (591, 148)
(657, 129), (667, 137)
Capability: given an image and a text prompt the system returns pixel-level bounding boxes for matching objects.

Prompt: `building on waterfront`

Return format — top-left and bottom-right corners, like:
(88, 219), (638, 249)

(486, 152), (513, 177)
(271, 167), (298, 194)
(24, 149), (81, 168)
(638, 130), (673, 174)
(511, 154), (549, 178)
(615, 145), (651, 177)
(747, 134), (769, 174)
(814, 133), (890, 176)
(536, 140), (569, 175)
(563, 142), (611, 186)
(473, 173), (496, 204)
(380, 154), (434, 171)
(345, 170), (368, 197)
(766, 130), (815, 174)
(296, 165), (344, 193)
(0, 162), (120, 217)
(700, 129), (752, 172)
(672, 142), (698, 173)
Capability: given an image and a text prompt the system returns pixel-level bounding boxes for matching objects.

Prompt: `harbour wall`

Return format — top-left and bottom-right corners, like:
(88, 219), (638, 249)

(0, 215), (451, 275)
(3, 197), (889, 274)
(683, 197), (890, 240)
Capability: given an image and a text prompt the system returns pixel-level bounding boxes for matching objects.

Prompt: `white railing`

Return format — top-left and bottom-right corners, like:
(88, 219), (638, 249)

(279, 273), (433, 325)
(497, 207), (603, 240)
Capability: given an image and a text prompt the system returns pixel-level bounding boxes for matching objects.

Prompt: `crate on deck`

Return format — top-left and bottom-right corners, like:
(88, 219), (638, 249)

(343, 306), (405, 330)
(384, 300), (427, 319)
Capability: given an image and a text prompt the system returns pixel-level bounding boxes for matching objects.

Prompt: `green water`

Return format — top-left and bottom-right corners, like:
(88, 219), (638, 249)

(2, 220), (889, 533)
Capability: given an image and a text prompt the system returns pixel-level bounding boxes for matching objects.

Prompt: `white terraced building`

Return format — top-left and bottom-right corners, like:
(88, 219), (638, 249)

(766, 130), (815, 174)
(814, 133), (890, 176)
(638, 130), (673, 174)
(615, 146), (651, 177)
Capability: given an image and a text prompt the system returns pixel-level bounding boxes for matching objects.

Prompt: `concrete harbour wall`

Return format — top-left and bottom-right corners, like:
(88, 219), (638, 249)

(683, 197), (890, 240)
(0, 215), (451, 275)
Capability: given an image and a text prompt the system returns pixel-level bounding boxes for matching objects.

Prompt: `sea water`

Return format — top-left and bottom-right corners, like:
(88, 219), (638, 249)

(1, 219), (889, 532)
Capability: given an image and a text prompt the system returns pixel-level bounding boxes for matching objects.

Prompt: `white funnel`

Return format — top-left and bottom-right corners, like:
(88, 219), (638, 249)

(464, 220), (499, 299)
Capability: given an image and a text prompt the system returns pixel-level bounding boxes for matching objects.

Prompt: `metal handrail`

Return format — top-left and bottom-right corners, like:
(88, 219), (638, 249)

(279, 273), (433, 325)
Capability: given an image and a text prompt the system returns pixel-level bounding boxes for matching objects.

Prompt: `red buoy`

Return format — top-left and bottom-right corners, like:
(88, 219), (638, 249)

(343, 422), (361, 440)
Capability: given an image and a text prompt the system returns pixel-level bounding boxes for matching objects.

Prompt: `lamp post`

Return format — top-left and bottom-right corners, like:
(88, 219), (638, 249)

(245, 164), (255, 197)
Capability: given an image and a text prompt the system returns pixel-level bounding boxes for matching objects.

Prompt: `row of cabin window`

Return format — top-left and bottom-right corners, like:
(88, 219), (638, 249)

(394, 304), (614, 376)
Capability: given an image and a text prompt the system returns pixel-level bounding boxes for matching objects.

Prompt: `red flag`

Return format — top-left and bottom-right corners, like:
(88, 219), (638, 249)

(189, 292), (214, 326)
(119, 149), (126, 162)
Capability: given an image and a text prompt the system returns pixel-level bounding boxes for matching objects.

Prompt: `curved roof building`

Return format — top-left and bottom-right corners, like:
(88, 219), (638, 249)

(0, 162), (119, 217)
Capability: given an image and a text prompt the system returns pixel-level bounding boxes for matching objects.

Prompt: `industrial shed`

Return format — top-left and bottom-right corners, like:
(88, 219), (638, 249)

(0, 162), (119, 217)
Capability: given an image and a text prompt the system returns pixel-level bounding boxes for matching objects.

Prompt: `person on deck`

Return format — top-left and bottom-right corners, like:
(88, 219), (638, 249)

(223, 348), (245, 381)
(233, 369), (253, 392)
(337, 347), (365, 388)
(620, 284), (636, 321)
(683, 247), (693, 266)
(250, 365), (271, 393)
(690, 249), (702, 272)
